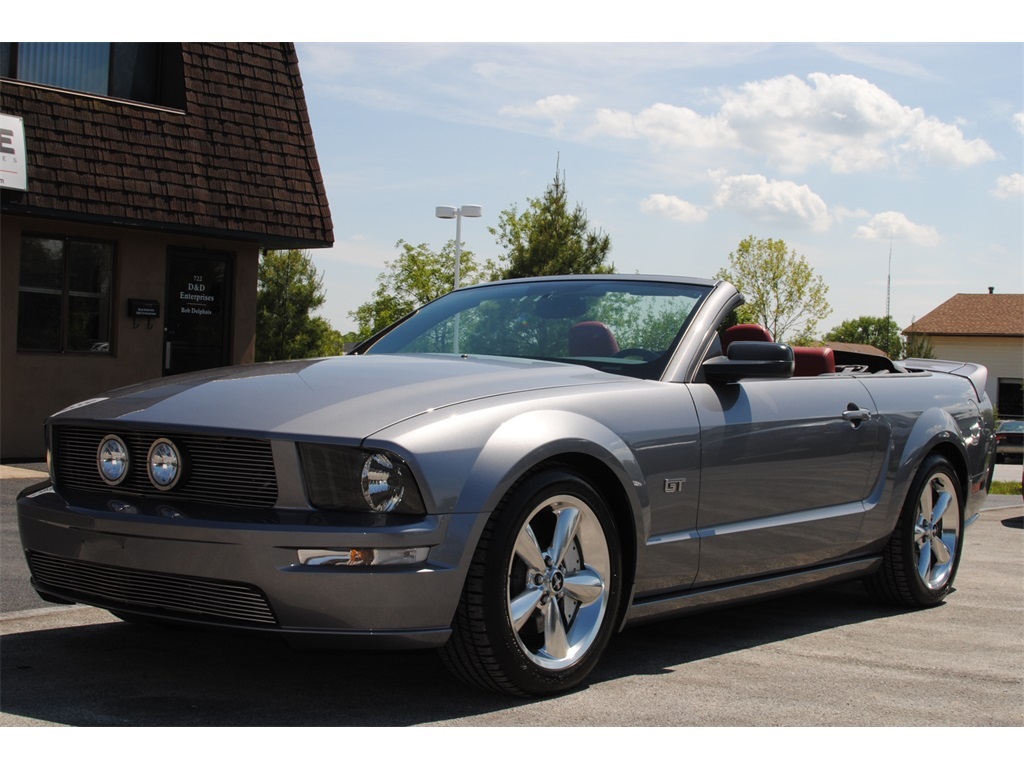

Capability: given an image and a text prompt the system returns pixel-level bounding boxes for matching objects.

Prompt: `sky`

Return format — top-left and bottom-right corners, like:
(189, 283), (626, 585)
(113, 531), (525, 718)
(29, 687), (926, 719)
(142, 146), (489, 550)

(292, 40), (1023, 338)
(18, 5), (1024, 341)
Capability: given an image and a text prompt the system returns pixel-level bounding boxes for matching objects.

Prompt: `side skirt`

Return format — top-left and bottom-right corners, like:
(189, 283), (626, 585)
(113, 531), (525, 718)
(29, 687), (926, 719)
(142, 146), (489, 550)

(623, 556), (882, 627)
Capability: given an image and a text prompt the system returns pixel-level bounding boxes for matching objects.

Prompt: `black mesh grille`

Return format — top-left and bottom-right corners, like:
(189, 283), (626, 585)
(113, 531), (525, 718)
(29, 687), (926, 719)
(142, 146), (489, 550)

(54, 426), (277, 508)
(27, 551), (278, 626)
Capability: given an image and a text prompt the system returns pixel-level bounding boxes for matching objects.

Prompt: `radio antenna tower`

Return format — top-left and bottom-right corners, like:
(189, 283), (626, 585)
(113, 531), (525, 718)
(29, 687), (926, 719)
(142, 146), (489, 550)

(885, 235), (892, 323)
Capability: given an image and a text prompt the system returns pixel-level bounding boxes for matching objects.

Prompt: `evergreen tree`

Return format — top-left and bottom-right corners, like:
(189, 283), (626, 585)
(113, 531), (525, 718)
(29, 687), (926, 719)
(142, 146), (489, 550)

(492, 168), (613, 278)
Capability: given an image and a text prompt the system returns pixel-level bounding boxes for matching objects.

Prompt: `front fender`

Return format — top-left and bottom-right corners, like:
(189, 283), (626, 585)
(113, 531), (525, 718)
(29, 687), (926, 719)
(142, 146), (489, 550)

(457, 409), (648, 527)
(366, 400), (651, 605)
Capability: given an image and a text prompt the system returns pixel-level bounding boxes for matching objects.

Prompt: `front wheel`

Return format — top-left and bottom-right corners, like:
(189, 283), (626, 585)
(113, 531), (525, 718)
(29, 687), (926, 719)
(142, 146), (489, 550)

(440, 469), (623, 696)
(866, 454), (964, 607)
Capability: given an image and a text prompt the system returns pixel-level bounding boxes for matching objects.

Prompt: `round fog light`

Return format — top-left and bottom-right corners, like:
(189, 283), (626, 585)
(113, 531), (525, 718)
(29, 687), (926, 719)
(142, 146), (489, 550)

(147, 438), (182, 490)
(97, 435), (129, 485)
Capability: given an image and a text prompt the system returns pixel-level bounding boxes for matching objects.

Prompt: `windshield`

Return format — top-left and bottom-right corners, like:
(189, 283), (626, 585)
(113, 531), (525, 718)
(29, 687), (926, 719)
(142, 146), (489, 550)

(361, 278), (713, 379)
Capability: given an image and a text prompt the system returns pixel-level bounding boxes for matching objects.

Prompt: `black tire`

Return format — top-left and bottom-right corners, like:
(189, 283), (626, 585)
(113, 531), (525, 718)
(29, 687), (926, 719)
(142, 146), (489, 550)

(439, 469), (623, 696)
(866, 454), (964, 607)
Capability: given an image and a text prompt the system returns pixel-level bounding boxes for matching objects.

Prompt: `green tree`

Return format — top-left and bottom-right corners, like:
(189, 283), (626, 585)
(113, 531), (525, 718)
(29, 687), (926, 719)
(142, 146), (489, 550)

(714, 235), (831, 344)
(825, 316), (904, 358)
(349, 239), (491, 338)
(256, 249), (343, 361)
(491, 169), (613, 278)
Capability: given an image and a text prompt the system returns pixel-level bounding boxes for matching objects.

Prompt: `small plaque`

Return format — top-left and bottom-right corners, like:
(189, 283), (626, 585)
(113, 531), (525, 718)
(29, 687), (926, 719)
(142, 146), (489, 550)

(128, 299), (161, 318)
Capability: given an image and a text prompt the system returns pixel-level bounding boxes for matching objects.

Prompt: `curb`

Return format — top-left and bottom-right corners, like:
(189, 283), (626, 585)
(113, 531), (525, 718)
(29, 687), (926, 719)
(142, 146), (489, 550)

(0, 466), (48, 480)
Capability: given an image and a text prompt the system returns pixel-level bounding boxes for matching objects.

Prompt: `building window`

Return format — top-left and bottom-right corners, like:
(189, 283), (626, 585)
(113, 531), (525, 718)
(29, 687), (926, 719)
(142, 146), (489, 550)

(17, 236), (114, 354)
(0, 43), (185, 109)
(998, 378), (1023, 420)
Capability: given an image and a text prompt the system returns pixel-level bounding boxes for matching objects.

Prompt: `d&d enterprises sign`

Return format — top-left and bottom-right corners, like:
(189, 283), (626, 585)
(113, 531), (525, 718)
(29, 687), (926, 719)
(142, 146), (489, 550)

(0, 114), (28, 191)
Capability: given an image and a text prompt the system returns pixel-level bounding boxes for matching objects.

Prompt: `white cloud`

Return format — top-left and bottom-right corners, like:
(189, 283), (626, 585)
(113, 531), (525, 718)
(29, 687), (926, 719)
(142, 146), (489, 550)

(500, 94), (581, 132)
(992, 173), (1024, 199)
(833, 205), (871, 222)
(904, 117), (997, 167)
(853, 211), (941, 246)
(587, 72), (996, 174)
(633, 103), (733, 149)
(590, 108), (639, 139)
(640, 194), (709, 222)
(1014, 112), (1024, 134)
(711, 173), (832, 230)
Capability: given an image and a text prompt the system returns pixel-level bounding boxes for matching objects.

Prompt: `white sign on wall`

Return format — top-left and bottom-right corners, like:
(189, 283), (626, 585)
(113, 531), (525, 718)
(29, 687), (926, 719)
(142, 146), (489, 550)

(0, 113), (28, 191)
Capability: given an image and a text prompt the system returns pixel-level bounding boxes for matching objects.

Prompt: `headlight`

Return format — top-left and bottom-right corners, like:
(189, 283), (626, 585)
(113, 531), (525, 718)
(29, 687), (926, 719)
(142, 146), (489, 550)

(362, 452), (406, 512)
(147, 438), (182, 490)
(97, 435), (129, 485)
(299, 444), (427, 515)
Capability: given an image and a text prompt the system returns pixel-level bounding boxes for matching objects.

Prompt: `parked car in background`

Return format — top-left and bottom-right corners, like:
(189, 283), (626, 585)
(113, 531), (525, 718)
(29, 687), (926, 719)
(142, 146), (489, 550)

(995, 420), (1024, 463)
(18, 275), (997, 696)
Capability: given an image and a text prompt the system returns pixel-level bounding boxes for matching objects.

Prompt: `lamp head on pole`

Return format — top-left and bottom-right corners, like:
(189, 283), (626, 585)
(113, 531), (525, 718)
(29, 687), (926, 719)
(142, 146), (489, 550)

(436, 205), (482, 220)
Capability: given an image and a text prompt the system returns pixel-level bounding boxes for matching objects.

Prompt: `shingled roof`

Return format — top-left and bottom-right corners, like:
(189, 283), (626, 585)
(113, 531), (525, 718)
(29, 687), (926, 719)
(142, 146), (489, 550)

(0, 43), (333, 249)
(905, 294), (1024, 337)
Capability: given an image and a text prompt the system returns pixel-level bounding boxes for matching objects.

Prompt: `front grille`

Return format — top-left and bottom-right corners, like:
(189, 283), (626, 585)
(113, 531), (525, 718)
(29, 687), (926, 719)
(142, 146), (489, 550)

(27, 551), (278, 626)
(54, 426), (278, 508)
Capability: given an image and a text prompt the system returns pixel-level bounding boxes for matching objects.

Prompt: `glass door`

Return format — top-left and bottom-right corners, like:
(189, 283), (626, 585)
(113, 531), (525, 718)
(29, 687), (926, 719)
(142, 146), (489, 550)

(163, 249), (232, 376)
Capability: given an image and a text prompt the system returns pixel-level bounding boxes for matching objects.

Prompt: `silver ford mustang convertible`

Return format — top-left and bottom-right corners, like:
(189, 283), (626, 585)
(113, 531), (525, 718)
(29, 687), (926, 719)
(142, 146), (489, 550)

(18, 275), (996, 696)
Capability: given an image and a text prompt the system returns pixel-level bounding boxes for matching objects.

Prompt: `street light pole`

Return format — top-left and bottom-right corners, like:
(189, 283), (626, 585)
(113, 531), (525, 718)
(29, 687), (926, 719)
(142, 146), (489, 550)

(435, 204), (481, 355)
(435, 204), (482, 291)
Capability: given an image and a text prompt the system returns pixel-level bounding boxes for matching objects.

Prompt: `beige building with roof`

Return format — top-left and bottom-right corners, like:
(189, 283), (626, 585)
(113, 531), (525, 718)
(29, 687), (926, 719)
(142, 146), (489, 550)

(904, 292), (1024, 419)
(1, 43), (334, 459)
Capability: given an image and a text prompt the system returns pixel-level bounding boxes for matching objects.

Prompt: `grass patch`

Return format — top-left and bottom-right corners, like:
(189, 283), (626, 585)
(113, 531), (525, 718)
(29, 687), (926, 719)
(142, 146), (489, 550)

(991, 480), (1022, 496)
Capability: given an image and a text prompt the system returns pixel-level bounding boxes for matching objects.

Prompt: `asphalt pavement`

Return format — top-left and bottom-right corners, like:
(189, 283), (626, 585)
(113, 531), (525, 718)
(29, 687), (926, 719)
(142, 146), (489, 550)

(1, 461), (1021, 728)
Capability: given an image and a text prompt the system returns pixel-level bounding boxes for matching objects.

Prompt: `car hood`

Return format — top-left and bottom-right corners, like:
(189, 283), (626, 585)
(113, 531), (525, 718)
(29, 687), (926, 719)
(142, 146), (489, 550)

(52, 354), (622, 441)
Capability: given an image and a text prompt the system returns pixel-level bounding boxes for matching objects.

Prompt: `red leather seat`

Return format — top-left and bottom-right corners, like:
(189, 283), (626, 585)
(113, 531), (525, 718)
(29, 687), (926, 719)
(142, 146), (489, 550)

(792, 346), (836, 376)
(722, 324), (773, 352)
(569, 321), (620, 357)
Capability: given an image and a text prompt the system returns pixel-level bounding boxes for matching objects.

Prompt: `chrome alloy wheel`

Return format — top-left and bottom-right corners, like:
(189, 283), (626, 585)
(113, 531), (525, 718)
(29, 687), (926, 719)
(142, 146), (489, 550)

(913, 471), (960, 591)
(506, 494), (611, 671)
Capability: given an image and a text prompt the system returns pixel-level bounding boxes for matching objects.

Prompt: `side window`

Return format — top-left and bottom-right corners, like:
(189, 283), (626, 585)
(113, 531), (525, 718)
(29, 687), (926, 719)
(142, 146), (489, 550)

(17, 235), (115, 354)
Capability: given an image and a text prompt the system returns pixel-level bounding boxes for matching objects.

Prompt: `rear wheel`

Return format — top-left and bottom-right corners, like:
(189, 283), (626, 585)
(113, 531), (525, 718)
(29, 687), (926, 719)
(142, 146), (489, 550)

(440, 469), (622, 696)
(867, 454), (963, 606)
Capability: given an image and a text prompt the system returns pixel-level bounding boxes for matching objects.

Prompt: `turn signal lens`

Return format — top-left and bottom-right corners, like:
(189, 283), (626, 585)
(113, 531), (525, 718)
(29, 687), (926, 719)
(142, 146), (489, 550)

(298, 547), (429, 567)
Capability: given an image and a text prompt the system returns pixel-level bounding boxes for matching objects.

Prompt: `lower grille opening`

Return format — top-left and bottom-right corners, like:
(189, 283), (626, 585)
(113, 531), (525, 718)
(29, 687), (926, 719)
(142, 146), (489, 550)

(27, 551), (278, 627)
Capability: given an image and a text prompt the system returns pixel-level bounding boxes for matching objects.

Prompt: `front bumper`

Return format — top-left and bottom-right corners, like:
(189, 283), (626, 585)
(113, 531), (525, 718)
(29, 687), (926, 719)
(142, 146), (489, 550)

(17, 484), (487, 649)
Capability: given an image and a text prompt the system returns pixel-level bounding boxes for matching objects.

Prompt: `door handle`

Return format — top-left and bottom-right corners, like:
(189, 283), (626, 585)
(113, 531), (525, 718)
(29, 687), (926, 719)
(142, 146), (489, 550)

(843, 406), (872, 424)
